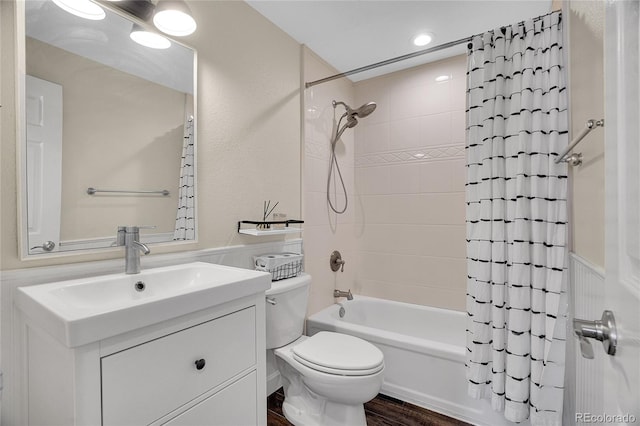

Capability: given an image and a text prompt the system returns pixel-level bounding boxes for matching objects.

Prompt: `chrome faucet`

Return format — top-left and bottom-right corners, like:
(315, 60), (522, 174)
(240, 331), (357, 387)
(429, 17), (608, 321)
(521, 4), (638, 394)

(117, 226), (151, 274)
(334, 289), (353, 300)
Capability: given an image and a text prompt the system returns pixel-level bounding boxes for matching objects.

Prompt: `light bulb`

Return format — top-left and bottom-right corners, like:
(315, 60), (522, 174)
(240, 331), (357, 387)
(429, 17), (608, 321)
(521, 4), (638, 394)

(153, 1), (197, 36)
(130, 25), (171, 49)
(52, 0), (105, 20)
(413, 33), (432, 47)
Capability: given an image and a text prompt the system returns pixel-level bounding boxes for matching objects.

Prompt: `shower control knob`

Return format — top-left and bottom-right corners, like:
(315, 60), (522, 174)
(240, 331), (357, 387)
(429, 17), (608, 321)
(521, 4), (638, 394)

(330, 250), (345, 272)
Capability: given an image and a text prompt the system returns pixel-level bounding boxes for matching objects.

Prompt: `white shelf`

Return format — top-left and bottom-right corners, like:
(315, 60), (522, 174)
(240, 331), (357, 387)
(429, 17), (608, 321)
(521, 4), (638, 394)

(237, 219), (303, 236)
(238, 228), (302, 236)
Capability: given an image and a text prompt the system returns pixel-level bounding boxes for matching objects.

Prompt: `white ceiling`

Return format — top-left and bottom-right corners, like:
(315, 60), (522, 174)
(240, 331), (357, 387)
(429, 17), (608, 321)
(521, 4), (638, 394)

(246, 0), (552, 82)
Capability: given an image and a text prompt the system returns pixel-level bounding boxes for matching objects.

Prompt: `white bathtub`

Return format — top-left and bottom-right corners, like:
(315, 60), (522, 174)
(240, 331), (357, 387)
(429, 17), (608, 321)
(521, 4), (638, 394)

(306, 296), (516, 426)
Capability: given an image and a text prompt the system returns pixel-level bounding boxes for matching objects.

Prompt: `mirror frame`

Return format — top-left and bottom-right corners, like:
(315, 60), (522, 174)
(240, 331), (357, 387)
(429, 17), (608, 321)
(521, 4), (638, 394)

(16, 0), (198, 260)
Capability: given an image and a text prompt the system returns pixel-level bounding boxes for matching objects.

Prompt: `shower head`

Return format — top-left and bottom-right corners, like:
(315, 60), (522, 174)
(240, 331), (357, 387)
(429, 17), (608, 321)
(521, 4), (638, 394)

(333, 100), (377, 120)
(350, 102), (377, 118)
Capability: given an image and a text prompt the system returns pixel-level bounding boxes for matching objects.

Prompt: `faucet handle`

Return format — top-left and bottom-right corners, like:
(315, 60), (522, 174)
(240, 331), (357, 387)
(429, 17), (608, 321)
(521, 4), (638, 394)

(116, 226), (126, 246)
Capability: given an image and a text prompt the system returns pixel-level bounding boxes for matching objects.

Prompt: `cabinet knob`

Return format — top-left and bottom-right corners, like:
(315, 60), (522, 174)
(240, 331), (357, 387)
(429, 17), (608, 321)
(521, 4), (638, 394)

(194, 359), (206, 370)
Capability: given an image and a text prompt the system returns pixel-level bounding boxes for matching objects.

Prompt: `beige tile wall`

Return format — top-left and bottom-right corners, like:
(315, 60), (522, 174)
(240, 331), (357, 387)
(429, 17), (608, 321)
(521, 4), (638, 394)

(353, 55), (468, 311)
(302, 47), (357, 315)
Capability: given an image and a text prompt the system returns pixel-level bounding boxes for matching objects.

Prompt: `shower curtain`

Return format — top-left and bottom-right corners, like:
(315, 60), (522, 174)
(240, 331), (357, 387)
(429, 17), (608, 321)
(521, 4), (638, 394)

(465, 11), (568, 425)
(174, 116), (195, 240)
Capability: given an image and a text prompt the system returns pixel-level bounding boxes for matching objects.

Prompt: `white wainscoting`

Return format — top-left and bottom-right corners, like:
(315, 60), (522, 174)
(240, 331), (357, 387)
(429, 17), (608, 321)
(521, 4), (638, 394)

(0, 239), (301, 425)
(564, 253), (605, 426)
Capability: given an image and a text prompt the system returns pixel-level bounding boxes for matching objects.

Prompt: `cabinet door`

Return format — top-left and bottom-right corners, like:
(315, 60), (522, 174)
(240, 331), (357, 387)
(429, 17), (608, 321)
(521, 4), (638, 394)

(162, 371), (257, 426)
(102, 307), (256, 425)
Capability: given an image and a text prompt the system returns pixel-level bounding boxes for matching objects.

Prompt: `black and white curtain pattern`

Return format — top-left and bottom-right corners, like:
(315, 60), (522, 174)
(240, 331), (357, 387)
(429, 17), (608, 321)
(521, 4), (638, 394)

(465, 11), (568, 425)
(174, 116), (195, 240)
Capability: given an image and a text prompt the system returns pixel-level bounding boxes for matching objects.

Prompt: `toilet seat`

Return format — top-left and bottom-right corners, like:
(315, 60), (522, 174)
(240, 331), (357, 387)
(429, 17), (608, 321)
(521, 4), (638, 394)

(291, 332), (384, 376)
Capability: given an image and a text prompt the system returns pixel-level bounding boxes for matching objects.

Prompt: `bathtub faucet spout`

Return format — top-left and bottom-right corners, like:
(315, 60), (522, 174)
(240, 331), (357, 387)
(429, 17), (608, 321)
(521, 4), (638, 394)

(334, 289), (353, 300)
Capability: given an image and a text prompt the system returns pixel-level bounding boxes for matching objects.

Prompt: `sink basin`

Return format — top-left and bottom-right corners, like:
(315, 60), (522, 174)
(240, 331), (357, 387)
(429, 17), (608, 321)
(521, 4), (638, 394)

(15, 262), (271, 347)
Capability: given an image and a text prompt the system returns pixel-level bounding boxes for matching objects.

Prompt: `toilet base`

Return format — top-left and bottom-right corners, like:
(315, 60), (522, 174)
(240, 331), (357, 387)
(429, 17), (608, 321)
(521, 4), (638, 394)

(281, 393), (367, 426)
(274, 336), (383, 426)
(277, 347), (369, 426)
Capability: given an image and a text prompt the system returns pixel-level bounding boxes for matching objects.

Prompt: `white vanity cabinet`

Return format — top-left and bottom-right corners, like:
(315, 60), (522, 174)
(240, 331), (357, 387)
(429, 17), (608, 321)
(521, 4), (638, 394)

(17, 293), (267, 426)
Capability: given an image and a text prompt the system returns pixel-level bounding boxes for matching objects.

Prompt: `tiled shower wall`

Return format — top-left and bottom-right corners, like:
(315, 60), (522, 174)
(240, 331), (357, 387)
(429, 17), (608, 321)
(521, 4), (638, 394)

(302, 47), (357, 315)
(352, 55), (468, 311)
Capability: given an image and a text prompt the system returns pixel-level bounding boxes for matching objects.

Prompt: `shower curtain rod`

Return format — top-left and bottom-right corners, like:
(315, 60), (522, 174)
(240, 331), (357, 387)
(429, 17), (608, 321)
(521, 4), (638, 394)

(304, 10), (560, 89)
(304, 36), (472, 88)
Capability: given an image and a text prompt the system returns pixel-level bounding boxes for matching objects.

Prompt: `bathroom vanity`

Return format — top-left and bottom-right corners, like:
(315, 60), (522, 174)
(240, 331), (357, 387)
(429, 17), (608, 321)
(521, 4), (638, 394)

(13, 262), (270, 425)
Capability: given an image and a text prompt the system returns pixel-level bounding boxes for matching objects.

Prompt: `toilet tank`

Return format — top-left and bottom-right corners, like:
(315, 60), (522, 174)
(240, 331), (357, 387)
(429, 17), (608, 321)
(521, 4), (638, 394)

(265, 273), (311, 349)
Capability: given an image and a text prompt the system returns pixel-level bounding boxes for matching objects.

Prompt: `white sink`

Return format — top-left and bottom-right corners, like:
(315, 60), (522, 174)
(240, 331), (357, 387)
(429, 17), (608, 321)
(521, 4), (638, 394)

(15, 262), (271, 347)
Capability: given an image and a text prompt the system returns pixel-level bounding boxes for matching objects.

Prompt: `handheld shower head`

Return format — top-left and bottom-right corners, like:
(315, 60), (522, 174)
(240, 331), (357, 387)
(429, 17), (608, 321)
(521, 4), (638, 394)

(334, 115), (358, 142)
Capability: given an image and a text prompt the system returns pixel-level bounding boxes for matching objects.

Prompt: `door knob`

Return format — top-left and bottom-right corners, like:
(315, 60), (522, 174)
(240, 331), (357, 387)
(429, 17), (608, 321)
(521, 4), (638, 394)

(31, 241), (55, 252)
(573, 310), (617, 358)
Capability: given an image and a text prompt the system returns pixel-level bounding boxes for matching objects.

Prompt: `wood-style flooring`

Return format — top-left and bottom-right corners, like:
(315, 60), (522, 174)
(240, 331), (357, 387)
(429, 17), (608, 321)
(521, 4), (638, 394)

(267, 388), (471, 426)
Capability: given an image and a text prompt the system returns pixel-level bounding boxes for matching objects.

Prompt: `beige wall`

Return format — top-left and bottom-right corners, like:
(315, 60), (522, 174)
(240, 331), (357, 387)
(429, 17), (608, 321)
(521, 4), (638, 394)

(302, 47), (356, 315)
(353, 56), (468, 311)
(1, 1), (301, 269)
(568, 1), (605, 268)
(26, 37), (185, 240)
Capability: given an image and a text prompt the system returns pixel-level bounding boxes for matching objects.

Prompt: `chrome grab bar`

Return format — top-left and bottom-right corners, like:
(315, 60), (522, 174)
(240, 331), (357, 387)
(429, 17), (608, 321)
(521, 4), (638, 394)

(555, 119), (604, 165)
(87, 187), (170, 196)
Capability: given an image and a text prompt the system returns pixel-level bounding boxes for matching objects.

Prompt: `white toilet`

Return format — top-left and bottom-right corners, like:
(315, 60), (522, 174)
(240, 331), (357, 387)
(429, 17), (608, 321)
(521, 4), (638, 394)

(266, 273), (384, 426)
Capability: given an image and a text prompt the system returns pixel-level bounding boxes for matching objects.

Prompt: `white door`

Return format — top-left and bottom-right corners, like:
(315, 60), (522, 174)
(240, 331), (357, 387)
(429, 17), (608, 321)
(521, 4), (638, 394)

(603, 0), (640, 422)
(25, 75), (63, 254)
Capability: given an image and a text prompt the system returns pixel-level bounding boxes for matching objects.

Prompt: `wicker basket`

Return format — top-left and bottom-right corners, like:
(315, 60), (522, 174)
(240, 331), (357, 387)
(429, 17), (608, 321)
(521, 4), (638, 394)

(254, 252), (303, 281)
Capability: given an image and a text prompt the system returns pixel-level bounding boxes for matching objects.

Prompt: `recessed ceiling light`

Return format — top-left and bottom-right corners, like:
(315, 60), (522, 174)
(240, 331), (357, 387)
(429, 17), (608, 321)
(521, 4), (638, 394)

(130, 25), (171, 49)
(153, 0), (197, 36)
(52, 0), (106, 20)
(413, 33), (432, 47)
(435, 75), (451, 82)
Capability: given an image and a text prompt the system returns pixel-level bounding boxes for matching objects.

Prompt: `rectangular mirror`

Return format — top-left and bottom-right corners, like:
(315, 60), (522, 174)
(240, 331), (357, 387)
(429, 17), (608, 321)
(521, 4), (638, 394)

(20, 0), (197, 257)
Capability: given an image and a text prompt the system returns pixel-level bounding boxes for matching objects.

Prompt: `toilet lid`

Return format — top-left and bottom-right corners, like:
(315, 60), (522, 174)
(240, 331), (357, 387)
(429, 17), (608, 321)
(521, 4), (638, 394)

(292, 332), (384, 376)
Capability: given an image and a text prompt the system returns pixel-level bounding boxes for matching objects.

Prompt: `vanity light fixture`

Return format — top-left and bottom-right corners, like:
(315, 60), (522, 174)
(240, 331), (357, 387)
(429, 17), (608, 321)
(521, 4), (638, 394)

(52, 0), (106, 20)
(152, 0), (197, 37)
(130, 24), (171, 49)
(413, 33), (432, 47)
